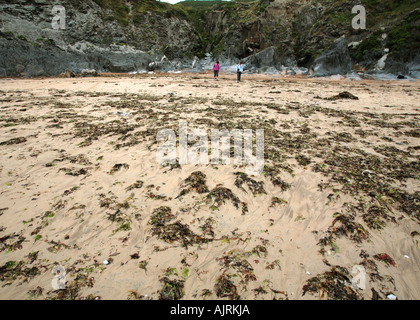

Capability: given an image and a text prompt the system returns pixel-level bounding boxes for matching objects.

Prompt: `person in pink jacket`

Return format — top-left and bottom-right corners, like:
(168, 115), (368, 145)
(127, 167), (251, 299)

(213, 61), (220, 80)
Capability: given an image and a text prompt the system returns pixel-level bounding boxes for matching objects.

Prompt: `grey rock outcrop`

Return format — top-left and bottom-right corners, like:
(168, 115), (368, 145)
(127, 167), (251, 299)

(383, 51), (420, 78)
(242, 46), (280, 70)
(0, 0), (197, 77)
(0, 36), (92, 77)
(1, 0), (418, 78)
(408, 55), (420, 79)
(311, 36), (352, 77)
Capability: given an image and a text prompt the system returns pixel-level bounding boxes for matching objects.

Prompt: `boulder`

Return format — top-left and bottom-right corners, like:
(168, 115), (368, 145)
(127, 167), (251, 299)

(408, 59), (420, 79)
(409, 70), (420, 79)
(311, 36), (352, 77)
(101, 51), (151, 73)
(60, 69), (76, 78)
(148, 55), (172, 71)
(81, 69), (99, 77)
(242, 46), (280, 69)
(404, 53), (420, 78)
(383, 58), (409, 76)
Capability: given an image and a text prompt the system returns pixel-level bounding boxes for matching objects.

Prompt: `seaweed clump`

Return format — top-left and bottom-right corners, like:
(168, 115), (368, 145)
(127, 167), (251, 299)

(73, 120), (135, 147)
(148, 206), (212, 248)
(126, 180), (143, 191)
(158, 267), (188, 300)
(0, 137), (27, 145)
(296, 154), (312, 166)
(326, 91), (359, 101)
(60, 168), (89, 176)
(234, 172), (266, 196)
(206, 186), (242, 210)
(215, 274), (240, 300)
(109, 163), (129, 174)
(373, 253), (396, 267)
(0, 233), (25, 253)
(302, 267), (362, 300)
(362, 205), (396, 231)
(262, 165), (291, 192)
(159, 277), (185, 300)
(214, 249), (259, 300)
(314, 147), (420, 222)
(48, 273), (95, 300)
(318, 213), (369, 253)
(217, 250), (257, 283)
(176, 171), (209, 198)
(0, 260), (40, 283)
(270, 196), (288, 207)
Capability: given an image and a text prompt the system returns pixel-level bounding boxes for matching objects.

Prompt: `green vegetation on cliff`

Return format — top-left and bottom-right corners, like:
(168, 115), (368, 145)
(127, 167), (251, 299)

(387, 9), (420, 55)
(93, 0), (189, 25)
(88, 0), (418, 62)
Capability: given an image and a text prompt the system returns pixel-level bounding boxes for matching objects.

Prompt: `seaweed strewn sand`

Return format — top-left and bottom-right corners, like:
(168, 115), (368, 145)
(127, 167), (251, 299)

(0, 74), (419, 300)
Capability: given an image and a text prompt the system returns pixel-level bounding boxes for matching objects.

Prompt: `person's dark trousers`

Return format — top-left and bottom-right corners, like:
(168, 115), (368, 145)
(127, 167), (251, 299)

(237, 72), (242, 82)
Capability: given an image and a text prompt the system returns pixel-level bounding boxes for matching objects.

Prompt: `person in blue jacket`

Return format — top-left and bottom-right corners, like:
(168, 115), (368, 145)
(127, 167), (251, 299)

(236, 61), (244, 83)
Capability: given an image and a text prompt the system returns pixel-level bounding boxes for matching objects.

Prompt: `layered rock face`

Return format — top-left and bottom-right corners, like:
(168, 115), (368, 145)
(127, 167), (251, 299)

(0, 0), (198, 77)
(0, 0), (419, 77)
(311, 36), (352, 77)
(200, 0), (419, 78)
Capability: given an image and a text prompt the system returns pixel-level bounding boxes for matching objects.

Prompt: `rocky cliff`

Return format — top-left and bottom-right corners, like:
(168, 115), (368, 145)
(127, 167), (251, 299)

(195, 0), (420, 77)
(1, 0), (419, 77)
(0, 0), (198, 77)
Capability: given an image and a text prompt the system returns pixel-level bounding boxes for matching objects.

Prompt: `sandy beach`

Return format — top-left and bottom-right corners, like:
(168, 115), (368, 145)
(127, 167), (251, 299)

(0, 72), (419, 300)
